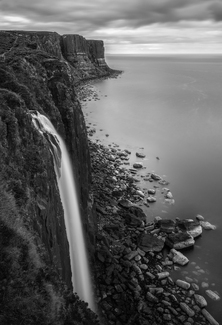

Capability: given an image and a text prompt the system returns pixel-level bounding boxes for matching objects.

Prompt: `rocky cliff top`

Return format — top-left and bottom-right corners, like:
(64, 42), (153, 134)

(0, 30), (112, 80)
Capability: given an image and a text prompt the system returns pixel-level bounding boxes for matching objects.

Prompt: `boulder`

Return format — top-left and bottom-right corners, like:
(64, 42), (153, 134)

(136, 190), (145, 198)
(118, 199), (134, 208)
(194, 294), (207, 308)
(154, 216), (162, 223)
(139, 233), (165, 252)
(136, 152), (146, 158)
(165, 191), (173, 199)
(200, 221), (216, 230)
(147, 196), (156, 203)
(146, 292), (159, 303)
(177, 219), (202, 238)
(196, 214), (204, 221)
(151, 173), (161, 181)
(148, 189), (156, 195)
(170, 248), (189, 266)
(133, 162), (143, 169)
(205, 290), (220, 301)
(157, 219), (175, 233)
(128, 206), (147, 220)
(165, 231), (195, 249)
(179, 302), (195, 317)
(176, 280), (190, 290)
(202, 309), (219, 325)
(124, 250), (138, 260)
(157, 272), (170, 279)
(165, 198), (175, 205)
(158, 179), (170, 185)
(124, 214), (143, 227)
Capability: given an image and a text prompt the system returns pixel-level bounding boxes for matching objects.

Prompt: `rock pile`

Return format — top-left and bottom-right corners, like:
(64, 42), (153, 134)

(89, 140), (219, 325)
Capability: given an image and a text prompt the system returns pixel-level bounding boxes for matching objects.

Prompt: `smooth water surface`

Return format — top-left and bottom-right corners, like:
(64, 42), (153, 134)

(83, 55), (222, 321)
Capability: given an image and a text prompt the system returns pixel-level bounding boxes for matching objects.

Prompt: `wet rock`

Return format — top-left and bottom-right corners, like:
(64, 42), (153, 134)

(151, 173), (162, 181)
(124, 214), (143, 227)
(158, 179), (170, 185)
(148, 189), (156, 195)
(180, 302), (195, 317)
(170, 248), (189, 265)
(133, 162), (143, 168)
(165, 198), (175, 205)
(165, 231), (195, 249)
(146, 272), (155, 280)
(194, 294), (207, 308)
(146, 292), (159, 303)
(165, 191), (173, 199)
(201, 282), (209, 288)
(205, 290), (220, 301)
(139, 233), (165, 252)
(191, 283), (199, 291)
(177, 219), (202, 238)
(196, 214), (204, 221)
(124, 250), (138, 260)
(118, 199), (134, 208)
(136, 152), (146, 158)
(147, 196), (156, 203)
(157, 272), (170, 279)
(200, 221), (216, 230)
(128, 206), (147, 220)
(157, 219), (175, 233)
(154, 216), (162, 223)
(136, 190), (144, 197)
(202, 309), (220, 325)
(176, 279), (191, 290)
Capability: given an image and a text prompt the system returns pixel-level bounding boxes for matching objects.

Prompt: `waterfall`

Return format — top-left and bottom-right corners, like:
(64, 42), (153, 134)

(31, 112), (94, 310)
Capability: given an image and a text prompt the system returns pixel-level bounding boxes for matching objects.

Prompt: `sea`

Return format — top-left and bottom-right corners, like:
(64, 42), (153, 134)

(82, 54), (222, 322)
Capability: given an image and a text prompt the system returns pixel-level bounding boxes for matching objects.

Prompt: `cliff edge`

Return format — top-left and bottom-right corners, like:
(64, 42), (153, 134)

(0, 30), (112, 324)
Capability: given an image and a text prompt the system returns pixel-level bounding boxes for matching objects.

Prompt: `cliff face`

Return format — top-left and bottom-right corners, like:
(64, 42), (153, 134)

(0, 30), (111, 324)
(61, 34), (109, 79)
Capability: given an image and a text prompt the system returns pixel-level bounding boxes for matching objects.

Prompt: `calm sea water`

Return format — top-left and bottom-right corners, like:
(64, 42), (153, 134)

(83, 55), (222, 322)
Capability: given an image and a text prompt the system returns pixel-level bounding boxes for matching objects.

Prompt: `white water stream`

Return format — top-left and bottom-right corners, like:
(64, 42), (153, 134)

(32, 112), (94, 310)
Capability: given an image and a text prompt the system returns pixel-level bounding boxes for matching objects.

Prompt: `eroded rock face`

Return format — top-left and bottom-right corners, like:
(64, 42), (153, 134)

(61, 34), (110, 78)
(0, 29), (111, 287)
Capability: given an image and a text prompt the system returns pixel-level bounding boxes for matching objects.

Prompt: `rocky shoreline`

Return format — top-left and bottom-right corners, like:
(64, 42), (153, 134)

(78, 84), (220, 325)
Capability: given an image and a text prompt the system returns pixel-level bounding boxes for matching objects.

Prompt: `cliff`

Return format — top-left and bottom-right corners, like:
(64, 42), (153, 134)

(0, 30), (112, 324)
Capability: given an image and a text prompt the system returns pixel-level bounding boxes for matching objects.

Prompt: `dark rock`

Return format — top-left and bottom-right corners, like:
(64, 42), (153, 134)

(118, 199), (134, 208)
(148, 189), (156, 195)
(133, 162), (143, 168)
(151, 173), (161, 181)
(138, 233), (165, 252)
(146, 292), (159, 303)
(165, 231), (195, 249)
(157, 219), (176, 233)
(176, 219), (202, 238)
(136, 152), (146, 158)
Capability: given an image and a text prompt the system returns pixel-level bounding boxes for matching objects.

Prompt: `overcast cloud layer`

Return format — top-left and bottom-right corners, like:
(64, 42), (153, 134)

(1, 0), (222, 54)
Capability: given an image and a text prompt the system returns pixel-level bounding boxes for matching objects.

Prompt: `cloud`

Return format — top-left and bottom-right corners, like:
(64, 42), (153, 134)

(0, 0), (222, 53)
(209, 1), (222, 21)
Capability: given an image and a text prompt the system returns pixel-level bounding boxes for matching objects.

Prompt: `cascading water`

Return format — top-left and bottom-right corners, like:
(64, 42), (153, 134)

(32, 111), (94, 310)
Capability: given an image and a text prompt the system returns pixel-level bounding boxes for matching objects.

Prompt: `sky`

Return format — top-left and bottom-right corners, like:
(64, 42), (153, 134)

(1, 0), (222, 54)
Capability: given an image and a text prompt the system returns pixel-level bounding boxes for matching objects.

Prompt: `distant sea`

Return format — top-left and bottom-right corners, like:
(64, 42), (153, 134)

(82, 54), (222, 322)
